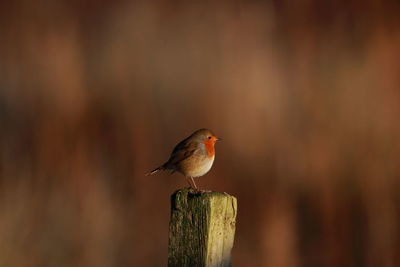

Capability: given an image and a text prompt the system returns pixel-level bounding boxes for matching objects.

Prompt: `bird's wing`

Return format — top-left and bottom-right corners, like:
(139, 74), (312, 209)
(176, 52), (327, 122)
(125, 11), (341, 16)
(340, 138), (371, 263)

(164, 139), (198, 168)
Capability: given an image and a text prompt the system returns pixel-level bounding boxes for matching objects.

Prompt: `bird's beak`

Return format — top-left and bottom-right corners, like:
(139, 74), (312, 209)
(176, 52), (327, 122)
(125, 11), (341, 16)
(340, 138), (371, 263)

(216, 137), (222, 141)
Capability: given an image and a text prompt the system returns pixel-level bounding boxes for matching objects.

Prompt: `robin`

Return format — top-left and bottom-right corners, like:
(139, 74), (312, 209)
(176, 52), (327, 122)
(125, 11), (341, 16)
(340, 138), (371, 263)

(146, 129), (221, 190)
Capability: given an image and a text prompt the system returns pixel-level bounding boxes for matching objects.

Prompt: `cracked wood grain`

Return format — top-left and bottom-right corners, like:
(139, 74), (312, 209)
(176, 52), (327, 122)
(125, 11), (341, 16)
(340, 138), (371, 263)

(168, 188), (237, 267)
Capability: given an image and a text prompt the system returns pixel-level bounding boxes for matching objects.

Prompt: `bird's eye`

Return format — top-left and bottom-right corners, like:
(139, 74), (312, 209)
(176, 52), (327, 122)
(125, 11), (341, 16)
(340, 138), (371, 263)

(208, 136), (211, 139)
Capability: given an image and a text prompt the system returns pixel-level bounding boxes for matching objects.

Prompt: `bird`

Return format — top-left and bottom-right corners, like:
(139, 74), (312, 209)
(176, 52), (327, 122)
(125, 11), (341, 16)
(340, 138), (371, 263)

(146, 128), (221, 191)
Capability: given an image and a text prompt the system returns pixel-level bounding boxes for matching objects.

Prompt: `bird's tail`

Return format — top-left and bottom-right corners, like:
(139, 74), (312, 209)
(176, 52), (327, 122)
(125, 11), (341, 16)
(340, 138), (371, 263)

(146, 166), (164, 176)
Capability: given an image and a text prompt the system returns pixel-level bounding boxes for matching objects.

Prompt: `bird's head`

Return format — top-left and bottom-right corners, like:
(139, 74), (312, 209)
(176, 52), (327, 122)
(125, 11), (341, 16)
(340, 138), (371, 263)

(190, 128), (221, 156)
(191, 129), (220, 143)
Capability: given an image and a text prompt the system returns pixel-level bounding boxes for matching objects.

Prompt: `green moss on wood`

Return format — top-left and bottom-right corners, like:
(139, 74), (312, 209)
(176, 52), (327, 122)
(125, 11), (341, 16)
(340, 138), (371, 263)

(168, 188), (237, 267)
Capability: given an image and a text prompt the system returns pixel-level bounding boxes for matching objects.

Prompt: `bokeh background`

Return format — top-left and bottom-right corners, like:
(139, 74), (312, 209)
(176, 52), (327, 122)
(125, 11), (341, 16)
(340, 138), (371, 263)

(1, 0), (400, 266)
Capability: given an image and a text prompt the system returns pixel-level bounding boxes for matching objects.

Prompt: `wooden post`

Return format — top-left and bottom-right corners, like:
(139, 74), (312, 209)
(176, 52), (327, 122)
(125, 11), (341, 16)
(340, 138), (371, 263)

(168, 188), (237, 267)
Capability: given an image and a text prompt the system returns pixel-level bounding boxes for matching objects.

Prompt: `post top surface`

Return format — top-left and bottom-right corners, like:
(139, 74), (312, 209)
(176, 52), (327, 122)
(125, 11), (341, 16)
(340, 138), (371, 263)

(172, 188), (236, 200)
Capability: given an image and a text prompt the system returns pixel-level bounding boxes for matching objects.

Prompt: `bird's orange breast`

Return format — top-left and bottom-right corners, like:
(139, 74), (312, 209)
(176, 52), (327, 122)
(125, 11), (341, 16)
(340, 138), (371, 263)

(204, 139), (215, 157)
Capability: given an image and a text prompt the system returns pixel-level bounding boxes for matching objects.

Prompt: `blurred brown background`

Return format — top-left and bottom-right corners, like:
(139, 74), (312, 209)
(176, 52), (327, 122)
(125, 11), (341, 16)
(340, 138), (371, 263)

(1, 0), (400, 266)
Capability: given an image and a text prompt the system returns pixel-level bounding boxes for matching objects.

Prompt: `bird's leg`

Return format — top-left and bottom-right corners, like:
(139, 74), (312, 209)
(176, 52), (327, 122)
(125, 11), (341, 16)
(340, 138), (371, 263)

(185, 177), (194, 189)
(190, 177), (199, 191)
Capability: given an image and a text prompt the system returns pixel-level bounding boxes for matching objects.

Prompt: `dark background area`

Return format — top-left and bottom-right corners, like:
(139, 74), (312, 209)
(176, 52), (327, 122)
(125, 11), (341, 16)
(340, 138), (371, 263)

(1, 0), (399, 266)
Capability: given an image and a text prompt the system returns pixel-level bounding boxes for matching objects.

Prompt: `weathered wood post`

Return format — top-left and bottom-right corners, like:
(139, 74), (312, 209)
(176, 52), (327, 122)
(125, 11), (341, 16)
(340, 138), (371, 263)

(168, 188), (237, 267)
